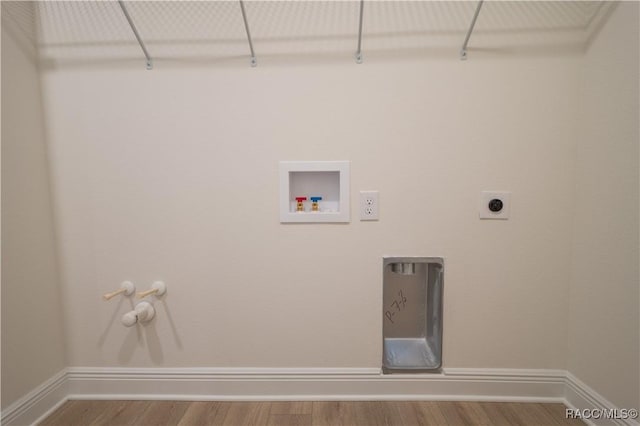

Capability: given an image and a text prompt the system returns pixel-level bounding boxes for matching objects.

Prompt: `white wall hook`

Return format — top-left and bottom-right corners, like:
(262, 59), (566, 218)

(121, 310), (138, 327)
(136, 281), (167, 299)
(103, 281), (135, 301)
(121, 301), (156, 327)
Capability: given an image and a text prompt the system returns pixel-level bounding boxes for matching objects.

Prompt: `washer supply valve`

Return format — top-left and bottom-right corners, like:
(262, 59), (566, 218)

(310, 196), (322, 212)
(295, 197), (307, 212)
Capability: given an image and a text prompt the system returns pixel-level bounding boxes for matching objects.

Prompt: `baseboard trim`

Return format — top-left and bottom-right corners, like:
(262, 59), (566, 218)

(63, 367), (566, 403)
(564, 372), (640, 426)
(0, 369), (68, 426)
(2, 367), (635, 425)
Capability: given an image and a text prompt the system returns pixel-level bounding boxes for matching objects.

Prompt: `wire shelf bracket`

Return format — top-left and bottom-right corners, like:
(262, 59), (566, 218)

(460, 0), (484, 60)
(354, 0), (364, 64)
(239, 0), (257, 67)
(117, 0), (153, 70)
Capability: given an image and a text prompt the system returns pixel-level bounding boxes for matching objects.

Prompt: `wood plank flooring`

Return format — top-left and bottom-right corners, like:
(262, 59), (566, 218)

(39, 401), (585, 425)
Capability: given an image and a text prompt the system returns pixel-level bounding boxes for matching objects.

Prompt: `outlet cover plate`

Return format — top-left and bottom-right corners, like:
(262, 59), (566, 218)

(360, 190), (379, 221)
(479, 191), (511, 220)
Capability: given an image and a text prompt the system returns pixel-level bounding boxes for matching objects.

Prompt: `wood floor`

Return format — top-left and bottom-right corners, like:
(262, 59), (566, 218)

(39, 401), (585, 425)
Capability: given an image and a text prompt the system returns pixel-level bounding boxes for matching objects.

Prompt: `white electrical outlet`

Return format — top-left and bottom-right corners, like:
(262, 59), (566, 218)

(360, 190), (379, 221)
(479, 191), (511, 219)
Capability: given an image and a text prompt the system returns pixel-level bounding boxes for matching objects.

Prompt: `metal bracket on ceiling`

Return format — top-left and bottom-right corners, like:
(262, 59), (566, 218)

(239, 0), (257, 67)
(460, 0), (484, 61)
(117, 0), (153, 70)
(354, 0), (364, 64)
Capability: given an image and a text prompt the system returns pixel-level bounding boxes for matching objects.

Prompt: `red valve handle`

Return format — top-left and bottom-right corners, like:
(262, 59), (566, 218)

(295, 197), (307, 202)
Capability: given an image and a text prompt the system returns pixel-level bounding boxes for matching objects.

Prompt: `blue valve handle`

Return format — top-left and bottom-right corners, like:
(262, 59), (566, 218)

(310, 197), (323, 202)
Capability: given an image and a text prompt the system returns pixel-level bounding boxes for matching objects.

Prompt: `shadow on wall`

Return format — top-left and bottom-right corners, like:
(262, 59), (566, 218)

(118, 326), (143, 364)
(160, 299), (183, 350)
(145, 322), (164, 365)
(99, 295), (182, 365)
(99, 295), (132, 348)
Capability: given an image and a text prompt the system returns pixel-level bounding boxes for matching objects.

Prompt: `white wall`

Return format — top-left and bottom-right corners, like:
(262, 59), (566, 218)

(568, 2), (640, 410)
(1, 3), (67, 408)
(40, 52), (579, 370)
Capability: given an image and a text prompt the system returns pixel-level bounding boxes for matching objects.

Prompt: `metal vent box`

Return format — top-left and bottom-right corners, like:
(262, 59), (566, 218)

(382, 257), (444, 373)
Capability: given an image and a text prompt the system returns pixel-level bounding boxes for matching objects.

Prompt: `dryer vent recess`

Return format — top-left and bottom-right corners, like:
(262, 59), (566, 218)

(383, 257), (444, 374)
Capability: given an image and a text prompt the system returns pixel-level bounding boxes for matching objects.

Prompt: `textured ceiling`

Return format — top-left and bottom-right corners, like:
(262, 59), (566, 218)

(2, 1), (614, 67)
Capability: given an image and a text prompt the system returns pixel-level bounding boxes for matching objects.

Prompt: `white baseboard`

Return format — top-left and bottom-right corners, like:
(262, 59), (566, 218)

(0, 369), (68, 426)
(564, 372), (640, 426)
(64, 367), (566, 403)
(1, 367), (635, 426)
